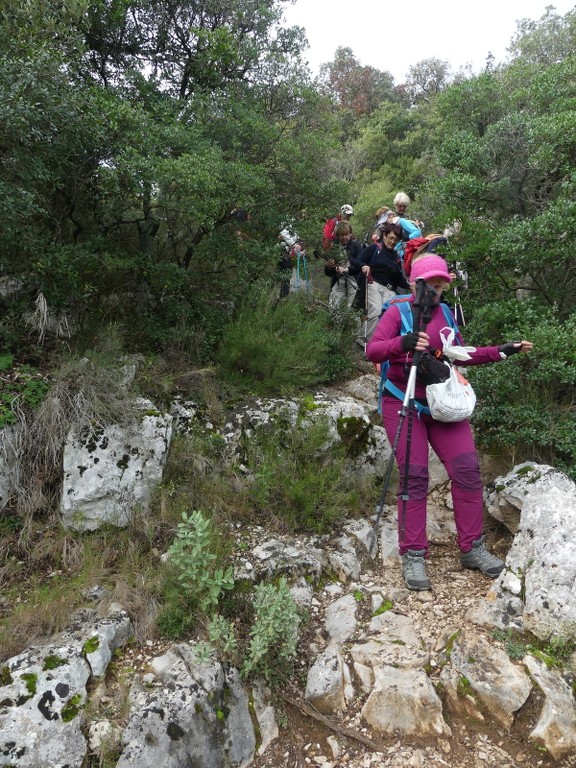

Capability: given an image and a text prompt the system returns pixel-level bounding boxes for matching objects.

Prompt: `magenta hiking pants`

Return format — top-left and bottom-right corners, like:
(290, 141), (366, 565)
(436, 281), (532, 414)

(382, 396), (484, 556)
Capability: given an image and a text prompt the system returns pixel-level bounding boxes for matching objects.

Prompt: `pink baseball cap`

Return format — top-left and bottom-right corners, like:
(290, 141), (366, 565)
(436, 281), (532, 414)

(409, 254), (452, 283)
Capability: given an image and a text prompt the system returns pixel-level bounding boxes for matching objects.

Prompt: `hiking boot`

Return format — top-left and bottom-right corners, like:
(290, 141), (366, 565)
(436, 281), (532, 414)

(401, 549), (431, 591)
(460, 536), (504, 578)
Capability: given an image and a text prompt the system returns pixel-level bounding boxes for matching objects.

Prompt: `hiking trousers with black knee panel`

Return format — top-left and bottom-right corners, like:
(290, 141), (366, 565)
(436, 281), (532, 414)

(381, 396), (484, 556)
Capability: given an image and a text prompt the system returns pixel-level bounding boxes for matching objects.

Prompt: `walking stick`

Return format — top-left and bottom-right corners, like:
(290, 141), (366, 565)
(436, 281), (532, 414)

(373, 280), (436, 536)
(453, 283), (465, 326)
(363, 272), (373, 355)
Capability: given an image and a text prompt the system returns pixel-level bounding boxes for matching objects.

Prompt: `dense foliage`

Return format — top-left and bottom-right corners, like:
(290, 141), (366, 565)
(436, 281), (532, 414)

(1, 0), (575, 479)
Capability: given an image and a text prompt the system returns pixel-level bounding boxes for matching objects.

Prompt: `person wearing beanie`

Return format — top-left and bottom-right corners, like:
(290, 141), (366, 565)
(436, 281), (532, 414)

(408, 254), (452, 283)
(366, 254), (534, 591)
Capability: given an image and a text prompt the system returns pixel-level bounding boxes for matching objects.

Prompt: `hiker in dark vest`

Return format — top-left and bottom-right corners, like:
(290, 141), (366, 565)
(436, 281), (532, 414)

(324, 221), (363, 309)
(358, 223), (410, 339)
(366, 254), (534, 592)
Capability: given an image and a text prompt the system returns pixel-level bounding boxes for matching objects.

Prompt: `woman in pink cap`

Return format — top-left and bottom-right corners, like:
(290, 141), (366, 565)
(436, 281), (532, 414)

(366, 254), (534, 591)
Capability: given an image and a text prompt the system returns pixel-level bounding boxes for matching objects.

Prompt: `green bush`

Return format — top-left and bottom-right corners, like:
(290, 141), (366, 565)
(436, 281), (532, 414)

(156, 508), (301, 686)
(156, 579), (200, 639)
(493, 628), (576, 667)
(216, 283), (357, 395)
(160, 410), (364, 536)
(464, 301), (576, 478)
(165, 510), (235, 615)
(241, 578), (300, 686)
(244, 414), (362, 534)
(0, 355), (49, 428)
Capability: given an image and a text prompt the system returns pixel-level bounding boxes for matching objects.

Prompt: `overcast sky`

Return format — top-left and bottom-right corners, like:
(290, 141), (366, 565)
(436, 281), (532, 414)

(281, 0), (576, 83)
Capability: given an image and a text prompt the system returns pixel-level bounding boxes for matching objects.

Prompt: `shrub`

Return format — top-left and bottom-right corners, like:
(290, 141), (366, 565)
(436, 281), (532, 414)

(243, 414), (362, 534)
(493, 628), (576, 667)
(157, 510), (301, 687)
(465, 302), (576, 479)
(216, 283), (356, 395)
(159, 410), (364, 535)
(241, 578), (300, 686)
(0, 355), (49, 429)
(165, 510), (234, 615)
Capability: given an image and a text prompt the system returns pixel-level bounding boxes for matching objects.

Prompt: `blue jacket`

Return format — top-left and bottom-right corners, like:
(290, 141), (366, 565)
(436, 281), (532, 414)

(395, 217), (421, 260)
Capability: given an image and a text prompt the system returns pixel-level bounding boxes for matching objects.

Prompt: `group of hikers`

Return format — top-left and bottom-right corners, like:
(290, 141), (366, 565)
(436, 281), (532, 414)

(276, 194), (534, 593)
(322, 194), (418, 342)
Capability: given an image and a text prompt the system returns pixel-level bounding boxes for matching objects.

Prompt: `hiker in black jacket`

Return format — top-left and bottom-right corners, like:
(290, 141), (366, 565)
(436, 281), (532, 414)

(357, 223), (410, 340)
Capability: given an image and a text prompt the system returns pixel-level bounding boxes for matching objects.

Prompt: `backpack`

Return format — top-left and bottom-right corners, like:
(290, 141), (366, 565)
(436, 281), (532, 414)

(377, 295), (459, 415)
(322, 216), (340, 250)
(403, 234), (447, 277)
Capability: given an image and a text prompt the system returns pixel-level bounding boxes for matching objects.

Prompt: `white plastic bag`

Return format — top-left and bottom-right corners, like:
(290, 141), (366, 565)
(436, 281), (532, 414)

(426, 365), (476, 422)
(439, 326), (476, 363)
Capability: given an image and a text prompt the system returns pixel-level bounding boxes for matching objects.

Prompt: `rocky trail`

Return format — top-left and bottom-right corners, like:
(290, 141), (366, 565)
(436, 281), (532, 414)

(244, 522), (572, 768)
(3, 370), (576, 768)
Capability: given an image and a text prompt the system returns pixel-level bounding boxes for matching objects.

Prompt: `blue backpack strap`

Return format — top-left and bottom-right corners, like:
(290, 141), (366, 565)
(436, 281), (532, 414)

(383, 379), (431, 416)
(378, 299), (430, 414)
(378, 300), (458, 416)
(439, 302), (461, 343)
(397, 299), (413, 334)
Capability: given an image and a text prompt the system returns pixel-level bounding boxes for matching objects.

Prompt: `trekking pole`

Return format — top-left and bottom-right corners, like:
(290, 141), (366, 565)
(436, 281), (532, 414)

(373, 281), (435, 536)
(398, 287), (437, 540)
(363, 273), (372, 355)
(295, 249), (302, 291)
(453, 284), (465, 326)
(302, 252), (309, 292)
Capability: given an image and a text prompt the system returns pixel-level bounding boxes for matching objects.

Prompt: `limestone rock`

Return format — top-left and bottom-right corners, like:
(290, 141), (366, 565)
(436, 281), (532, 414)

(445, 629), (532, 729)
(325, 593), (357, 645)
(305, 646), (347, 715)
(361, 665), (450, 737)
(325, 534), (362, 582)
(240, 538), (325, 583)
(117, 645), (255, 768)
(60, 398), (173, 531)
(251, 680), (279, 757)
(0, 605), (133, 768)
(484, 461), (559, 534)
(471, 464), (576, 642)
(524, 653), (576, 760)
(218, 392), (391, 476)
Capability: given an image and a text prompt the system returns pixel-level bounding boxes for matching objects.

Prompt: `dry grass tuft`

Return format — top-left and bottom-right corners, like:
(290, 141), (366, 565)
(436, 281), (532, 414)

(0, 589), (83, 662)
(109, 579), (162, 643)
(9, 354), (140, 534)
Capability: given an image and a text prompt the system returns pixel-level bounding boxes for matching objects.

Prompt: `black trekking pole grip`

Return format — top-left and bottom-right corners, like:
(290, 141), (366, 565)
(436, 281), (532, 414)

(374, 282), (429, 534)
(398, 284), (436, 538)
(399, 281), (434, 409)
